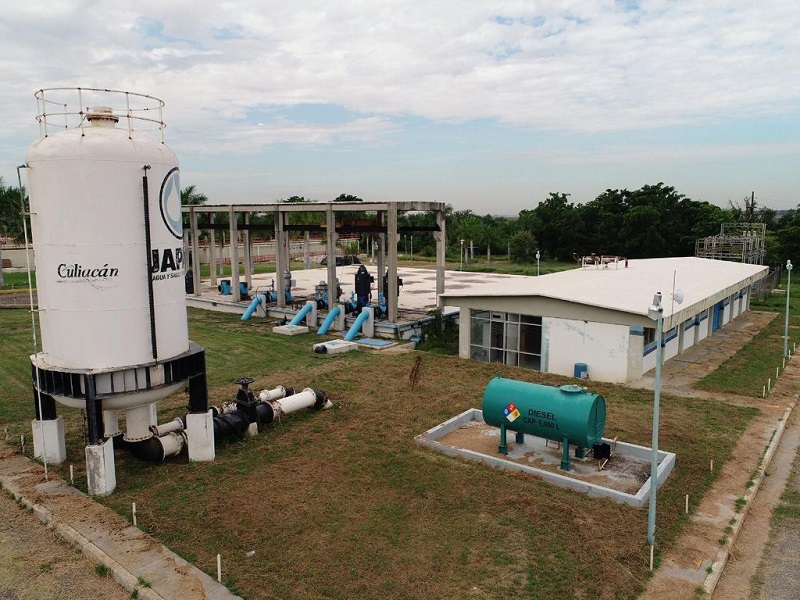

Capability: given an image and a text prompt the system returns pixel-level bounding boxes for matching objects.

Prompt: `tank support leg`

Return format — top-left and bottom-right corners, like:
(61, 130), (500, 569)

(515, 431), (525, 445)
(560, 437), (571, 471)
(498, 423), (508, 455)
(83, 375), (104, 445)
(575, 446), (587, 459)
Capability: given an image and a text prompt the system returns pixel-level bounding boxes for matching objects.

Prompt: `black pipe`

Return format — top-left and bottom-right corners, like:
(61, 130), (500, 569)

(125, 435), (167, 462)
(142, 165), (158, 361)
(212, 410), (251, 439)
(256, 402), (275, 425)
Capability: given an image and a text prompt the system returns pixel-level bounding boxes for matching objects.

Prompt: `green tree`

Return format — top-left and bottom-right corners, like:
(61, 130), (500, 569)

(528, 192), (578, 261)
(333, 194), (363, 202)
(508, 230), (536, 263)
(0, 178), (26, 243)
(181, 185), (208, 206)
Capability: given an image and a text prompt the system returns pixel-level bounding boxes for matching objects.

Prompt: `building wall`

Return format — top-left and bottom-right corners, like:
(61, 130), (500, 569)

(544, 318), (631, 383)
(457, 282), (755, 384)
(628, 330), (644, 380)
(682, 318), (696, 351)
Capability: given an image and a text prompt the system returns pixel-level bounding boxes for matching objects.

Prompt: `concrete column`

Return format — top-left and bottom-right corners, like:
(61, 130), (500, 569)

(209, 213), (217, 288)
(362, 306), (375, 338)
(326, 205), (338, 307)
(283, 214), (292, 269)
(229, 207), (240, 302)
(387, 204), (399, 322)
(189, 207), (200, 296)
(458, 307), (470, 358)
(377, 212), (385, 300)
(275, 210), (286, 308)
(243, 212), (252, 290)
(304, 232), (311, 269)
(436, 208), (446, 298)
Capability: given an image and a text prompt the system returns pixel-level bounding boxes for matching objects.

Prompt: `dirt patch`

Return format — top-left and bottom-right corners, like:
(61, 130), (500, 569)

(0, 482), (128, 600)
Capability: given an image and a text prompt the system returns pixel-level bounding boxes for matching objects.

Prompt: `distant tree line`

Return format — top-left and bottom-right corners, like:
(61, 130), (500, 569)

(2, 179), (798, 268)
(402, 183), (798, 267)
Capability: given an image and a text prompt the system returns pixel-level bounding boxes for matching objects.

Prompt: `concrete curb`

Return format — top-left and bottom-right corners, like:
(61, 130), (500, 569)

(703, 400), (796, 594)
(0, 463), (241, 600)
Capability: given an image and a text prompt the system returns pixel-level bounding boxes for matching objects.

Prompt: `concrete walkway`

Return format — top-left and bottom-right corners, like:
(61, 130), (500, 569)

(0, 448), (241, 600)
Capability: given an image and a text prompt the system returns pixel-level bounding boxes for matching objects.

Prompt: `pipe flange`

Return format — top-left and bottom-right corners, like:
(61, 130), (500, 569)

(123, 432), (154, 443)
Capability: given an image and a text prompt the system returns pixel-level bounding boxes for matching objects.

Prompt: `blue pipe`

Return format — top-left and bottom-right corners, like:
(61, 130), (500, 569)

(241, 295), (263, 321)
(289, 301), (314, 326)
(344, 309), (371, 342)
(317, 306), (341, 335)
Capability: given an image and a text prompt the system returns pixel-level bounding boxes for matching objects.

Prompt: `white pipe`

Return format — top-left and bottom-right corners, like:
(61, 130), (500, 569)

(151, 417), (184, 437)
(259, 386), (287, 403)
(274, 388), (317, 416)
(103, 409), (121, 437)
(158, 432), (185, 457)
(124, 404), (154, 441)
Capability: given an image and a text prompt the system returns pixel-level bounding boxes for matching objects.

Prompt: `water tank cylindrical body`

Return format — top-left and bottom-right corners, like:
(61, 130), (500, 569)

(482, 377), (606, 448)
(26, 111), (188, 370)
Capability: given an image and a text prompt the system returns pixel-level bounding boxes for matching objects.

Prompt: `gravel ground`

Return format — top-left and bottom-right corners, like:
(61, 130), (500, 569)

(0, 292), (35, 307)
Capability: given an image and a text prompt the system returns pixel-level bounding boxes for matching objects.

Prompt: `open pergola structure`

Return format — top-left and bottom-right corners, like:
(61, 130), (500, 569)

(181, 201), (447, 323)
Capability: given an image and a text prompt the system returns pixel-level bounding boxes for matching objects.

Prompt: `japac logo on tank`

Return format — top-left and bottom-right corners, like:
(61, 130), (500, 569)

(159, 167), (182, 239)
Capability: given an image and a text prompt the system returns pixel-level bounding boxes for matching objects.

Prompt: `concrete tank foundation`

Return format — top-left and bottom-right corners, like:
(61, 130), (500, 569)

(415, 408), (676, 508)
(32, 417), (67, 464)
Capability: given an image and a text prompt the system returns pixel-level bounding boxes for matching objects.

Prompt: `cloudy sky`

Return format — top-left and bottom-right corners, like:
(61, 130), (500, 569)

(2, 1), (799, 214)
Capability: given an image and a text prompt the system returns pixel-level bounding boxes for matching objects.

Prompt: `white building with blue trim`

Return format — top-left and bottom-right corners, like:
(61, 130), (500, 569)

(438, 257), (768, 383)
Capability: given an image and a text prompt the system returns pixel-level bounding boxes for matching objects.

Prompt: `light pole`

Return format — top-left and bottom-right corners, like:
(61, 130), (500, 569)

(785, 259), (793, 358)
(410, 236), (414, 261)
(460, 239), (464, 271)
(647, 291), (664, 568)
(536, 250), (541, 276)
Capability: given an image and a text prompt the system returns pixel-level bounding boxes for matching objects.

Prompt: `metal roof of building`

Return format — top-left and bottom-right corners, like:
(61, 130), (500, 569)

(438, 257), (769, 329)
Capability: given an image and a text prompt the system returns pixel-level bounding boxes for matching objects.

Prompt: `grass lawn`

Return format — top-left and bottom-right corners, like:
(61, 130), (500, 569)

(0, 270), (36, 291)
(0, 306), (758, 599)
(696, 278), (800, 397)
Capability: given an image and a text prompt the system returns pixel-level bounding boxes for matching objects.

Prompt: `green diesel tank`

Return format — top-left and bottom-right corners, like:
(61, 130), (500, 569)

(482, 377), (606, 469)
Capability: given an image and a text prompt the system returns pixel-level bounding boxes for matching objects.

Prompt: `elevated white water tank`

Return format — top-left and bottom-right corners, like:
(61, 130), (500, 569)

(26, 90), (189, 370)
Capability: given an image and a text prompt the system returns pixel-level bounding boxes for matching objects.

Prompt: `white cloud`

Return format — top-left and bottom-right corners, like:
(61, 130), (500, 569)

(3, 1), (798, 136)
(2, 0), (799, 210)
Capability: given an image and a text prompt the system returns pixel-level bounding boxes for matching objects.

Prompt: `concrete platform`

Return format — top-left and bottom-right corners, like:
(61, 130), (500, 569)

(272, 324), (309, 335)
(415, 408), (676, 508)
(187, 264), (526, 337)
